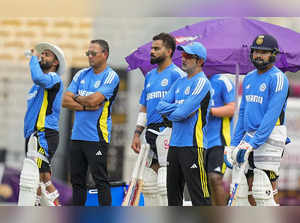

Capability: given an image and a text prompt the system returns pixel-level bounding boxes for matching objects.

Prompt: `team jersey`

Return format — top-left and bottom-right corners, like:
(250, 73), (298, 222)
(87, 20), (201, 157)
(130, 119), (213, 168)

(206, 74), (235, 149)
(139, 63), (186, 125)
(24, 56), (63, 139)
(67, 66), (119, 143)
(231, 66), (289, 149)
(157, 71), (211, 147)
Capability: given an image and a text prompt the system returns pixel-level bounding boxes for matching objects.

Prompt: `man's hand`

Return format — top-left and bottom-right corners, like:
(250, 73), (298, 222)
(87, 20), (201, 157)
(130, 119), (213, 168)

(232, 142), (253, 164)
(85, 105), (101, 111)
(224, 146), (235, 169)
(131, 134), (141, 153)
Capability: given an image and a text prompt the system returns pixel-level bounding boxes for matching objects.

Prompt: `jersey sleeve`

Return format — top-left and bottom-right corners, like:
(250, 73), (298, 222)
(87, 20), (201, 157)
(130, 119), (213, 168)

(230, 91), (246, 147)
(96, 71), (120, 100)
(219, 76), (235, 104)
(247, 72), (289, 149)
(139, 74), (148, 106)
(168, 78), (211, 122)
(66, 68), (86, 94)
(156, 80), (178, 115)
(29, 56), (61, 89)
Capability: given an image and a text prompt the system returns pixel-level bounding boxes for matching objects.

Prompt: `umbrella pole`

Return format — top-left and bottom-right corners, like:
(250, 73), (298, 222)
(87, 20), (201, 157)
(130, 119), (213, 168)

(233, 63), (240, 132)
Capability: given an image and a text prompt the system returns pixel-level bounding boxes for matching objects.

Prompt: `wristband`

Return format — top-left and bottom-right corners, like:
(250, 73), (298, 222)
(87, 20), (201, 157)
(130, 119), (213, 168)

(73, 95), (80, 102)
(134, 129), (142, 136)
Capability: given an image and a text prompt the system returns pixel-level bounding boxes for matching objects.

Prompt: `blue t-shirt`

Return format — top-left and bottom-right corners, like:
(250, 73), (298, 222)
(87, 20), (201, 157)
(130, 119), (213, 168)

(24, 56), (63, 139)
(139, 63), (186, 125)
(157, 72), (212, 147)
(207, 74), (235, 149)
(231, 66), (289, 149)
(67, 66), (120, 143)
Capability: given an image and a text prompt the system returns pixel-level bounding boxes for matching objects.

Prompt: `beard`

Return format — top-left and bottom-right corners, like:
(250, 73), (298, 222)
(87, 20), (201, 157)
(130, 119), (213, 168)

(39, 60), (52, 71)
(252, 58), (270, 70)
(150, 55), (165, 65)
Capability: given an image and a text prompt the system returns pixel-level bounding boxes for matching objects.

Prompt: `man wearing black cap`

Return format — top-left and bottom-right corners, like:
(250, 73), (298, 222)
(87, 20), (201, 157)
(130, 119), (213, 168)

(225, 34), (289, 206)
(157, 41), (212, 206)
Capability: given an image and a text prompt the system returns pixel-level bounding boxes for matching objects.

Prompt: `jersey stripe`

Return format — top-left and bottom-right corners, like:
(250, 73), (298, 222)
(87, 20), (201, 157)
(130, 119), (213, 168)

(104, 71), (116, 84)
(275, 73), (284, 92)
(222, 117), (231, 146)
(219, 76), (233, 92)
(99, 101), (110, 143)
(36, 90), (48, 131)
(192, 78), (205, 95)
(195, 108), (204, 148)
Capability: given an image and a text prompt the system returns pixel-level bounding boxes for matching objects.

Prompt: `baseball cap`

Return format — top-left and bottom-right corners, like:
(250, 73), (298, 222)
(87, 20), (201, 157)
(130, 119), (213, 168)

(177, 41), (207, 61)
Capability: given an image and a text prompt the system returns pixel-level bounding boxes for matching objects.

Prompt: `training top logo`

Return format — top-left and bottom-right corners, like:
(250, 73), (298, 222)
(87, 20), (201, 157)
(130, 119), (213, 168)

(94, 80), (101, 88)
(175, 88), (180, 94)
(161, 78), (168, 87)
(246, 84), (250, 89)
(146, 83), (151, 88)
(259, 83), (266, 92)
(80, 79), (85, 84)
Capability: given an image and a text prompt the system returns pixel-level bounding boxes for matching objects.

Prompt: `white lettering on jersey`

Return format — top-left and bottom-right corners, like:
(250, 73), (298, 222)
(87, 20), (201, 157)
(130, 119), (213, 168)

(192, 78), (206, 95)
(246, 95), (263, 104)
(78, 90), (94, 96)
(275, 72), (284, 92)
(175, 99), (184, 104)
(146, 91), (168, 100)
(218, 76), (233, 92)
(27, 90), (38, 100)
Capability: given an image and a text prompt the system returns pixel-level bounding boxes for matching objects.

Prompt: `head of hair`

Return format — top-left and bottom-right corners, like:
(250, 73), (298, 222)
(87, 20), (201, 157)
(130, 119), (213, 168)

(90, 39), (110, 59)
(152, 32), (176, 57)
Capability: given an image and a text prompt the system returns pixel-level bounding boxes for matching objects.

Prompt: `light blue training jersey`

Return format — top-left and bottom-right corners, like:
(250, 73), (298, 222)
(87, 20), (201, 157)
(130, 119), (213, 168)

(157, 71), (212, 147)
(139, 63), (186, 125)
(24, 56), (63, 139)
(231, 66), (289, 149)
(206, 74), (235, 149)
(67, 67), (119, 143)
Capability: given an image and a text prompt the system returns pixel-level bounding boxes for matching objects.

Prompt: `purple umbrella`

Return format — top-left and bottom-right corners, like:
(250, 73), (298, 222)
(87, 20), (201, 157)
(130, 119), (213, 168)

(126, 18), (300, 76)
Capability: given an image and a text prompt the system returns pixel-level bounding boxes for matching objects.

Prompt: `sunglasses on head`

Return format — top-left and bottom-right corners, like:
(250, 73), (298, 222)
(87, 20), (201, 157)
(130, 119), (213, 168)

(181, 52), (199, 60)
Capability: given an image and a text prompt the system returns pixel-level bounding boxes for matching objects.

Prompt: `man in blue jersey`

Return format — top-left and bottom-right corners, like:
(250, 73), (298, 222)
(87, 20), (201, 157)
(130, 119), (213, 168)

(205, 74), (235, 205)
(19, 42), (66, 206)
(131, 33), (185, 206)
(62, 39), (120, 206)
(157, 41), (211, 206)
(225, 34), (289, 206)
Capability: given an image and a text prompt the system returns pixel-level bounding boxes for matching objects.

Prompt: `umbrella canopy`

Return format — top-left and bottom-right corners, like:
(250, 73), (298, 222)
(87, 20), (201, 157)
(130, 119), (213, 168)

(126, 18), (300, 76)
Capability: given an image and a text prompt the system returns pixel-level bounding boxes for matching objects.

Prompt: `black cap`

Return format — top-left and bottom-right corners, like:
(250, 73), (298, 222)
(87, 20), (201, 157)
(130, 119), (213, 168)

(251, 34), (279, 53)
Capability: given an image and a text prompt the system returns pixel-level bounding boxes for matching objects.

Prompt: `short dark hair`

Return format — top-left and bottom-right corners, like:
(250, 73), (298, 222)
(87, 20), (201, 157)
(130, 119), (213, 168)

(152, 32), (176, 57)
(90, 39), (110, 58)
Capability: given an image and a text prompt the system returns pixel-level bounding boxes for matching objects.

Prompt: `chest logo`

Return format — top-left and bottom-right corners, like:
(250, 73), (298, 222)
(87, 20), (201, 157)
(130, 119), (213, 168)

(259, 83), (266, 92)
(246, 84), (250, 89)
(184, 86), (190, 95)
(94, 80), (101, 88)
(146, 83), (151, 88)
(161, 78), (168, 87)
(80, 79), (85, 84)
(175, 88), (180, 94)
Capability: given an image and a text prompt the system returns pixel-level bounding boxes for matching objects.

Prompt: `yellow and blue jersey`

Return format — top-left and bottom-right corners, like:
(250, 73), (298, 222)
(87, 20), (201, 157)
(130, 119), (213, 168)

(139, 63), (186, 125)
(157, 72), (211, 147)
(67, 67), (119, 143)
(24, 56), (63, 139)
(231, 66), (289, 149)
(207, 74), (235, 149)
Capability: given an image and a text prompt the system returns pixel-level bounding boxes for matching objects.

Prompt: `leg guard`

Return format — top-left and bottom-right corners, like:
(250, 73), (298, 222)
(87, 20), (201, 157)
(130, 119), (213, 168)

(155, 127), (171, 167)
(157, 166), (168, 206)
(252, 168), (277, 206)
(142, 167), (159, 206)
(230, 165), (250, 206)
(18, 158), (40, 206)
(40, 181), (60, 206)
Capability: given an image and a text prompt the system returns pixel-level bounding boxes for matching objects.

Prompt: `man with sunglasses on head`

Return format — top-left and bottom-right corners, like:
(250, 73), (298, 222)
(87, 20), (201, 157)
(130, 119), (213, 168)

(131, 33), (186, 206)
(62, 39), (120, 206)
(157, 41), (212, 206)
(19, 42), (66, 206)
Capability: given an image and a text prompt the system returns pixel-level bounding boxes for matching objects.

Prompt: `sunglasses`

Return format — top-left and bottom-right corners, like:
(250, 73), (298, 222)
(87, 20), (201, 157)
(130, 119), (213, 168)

(85, 50), (104, 57)
(181, 52), (199, 60)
